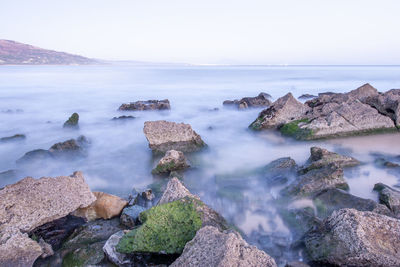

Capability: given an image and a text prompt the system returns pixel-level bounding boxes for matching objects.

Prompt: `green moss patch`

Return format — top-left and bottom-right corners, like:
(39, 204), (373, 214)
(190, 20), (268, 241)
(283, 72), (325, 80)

(116, 197), (202, 254)
(152, 161), (177, 174)
(279, 119), (313, 140)
(64, 113), (79, 128)
(249, 117), (264, 130)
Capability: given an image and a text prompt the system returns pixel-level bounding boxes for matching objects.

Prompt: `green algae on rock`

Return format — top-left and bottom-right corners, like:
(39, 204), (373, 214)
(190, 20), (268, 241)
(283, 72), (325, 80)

(116, 197), (202, 254)
(63, 113), (79, 128)
(279, 119), (313, 140)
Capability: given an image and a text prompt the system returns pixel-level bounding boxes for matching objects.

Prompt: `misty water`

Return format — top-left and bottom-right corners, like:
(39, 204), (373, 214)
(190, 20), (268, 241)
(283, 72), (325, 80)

(1, 65), (400, 265)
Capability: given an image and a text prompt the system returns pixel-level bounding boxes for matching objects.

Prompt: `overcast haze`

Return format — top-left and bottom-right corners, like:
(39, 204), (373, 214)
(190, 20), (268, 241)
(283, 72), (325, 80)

(1, 0), (399, 64)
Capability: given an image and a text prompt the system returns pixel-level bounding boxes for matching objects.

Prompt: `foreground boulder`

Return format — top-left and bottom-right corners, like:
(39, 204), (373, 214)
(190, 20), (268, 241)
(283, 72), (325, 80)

(118, 99), (170, 111)
(223, 93), (272, 109)
(152, 150), (190, 174)
(73, 191), (128, 221)
(143, 120), (206, 153)
(373, 183), (400, 217)
(304, 208), (400, 266)
(251, 84), (399, 139)
(170, 226), (277, 267)
(63, 112), (79, 128)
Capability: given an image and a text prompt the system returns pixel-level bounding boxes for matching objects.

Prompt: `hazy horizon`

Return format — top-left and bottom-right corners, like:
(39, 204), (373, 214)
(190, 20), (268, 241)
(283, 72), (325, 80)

(1, 0), (400, 65)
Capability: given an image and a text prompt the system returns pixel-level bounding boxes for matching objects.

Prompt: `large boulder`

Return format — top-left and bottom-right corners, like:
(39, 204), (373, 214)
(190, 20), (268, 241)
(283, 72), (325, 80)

(152, 150), (190, 174)
(73, 191), (128, 221)
(143, 120), (206, 153)
(304, 208), (400, 266)
(249, 93), (309, 130)
(170, 225), (277, 267)
(223, 93), (272, 109)
(118, 99), (170, 111)
(373, 183), (400, 217)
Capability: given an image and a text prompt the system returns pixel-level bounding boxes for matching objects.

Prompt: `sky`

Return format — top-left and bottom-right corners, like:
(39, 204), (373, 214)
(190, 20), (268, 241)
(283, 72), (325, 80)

(0, 0), (399, 65)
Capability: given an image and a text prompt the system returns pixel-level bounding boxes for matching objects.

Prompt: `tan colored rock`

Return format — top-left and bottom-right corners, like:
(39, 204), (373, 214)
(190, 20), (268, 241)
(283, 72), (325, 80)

(158, 177), (199, 205)
(0, 171), (95, 233)
(73, 192), (128, 221)
(171, 226), (277, 267)
(143, 120), (206, 153)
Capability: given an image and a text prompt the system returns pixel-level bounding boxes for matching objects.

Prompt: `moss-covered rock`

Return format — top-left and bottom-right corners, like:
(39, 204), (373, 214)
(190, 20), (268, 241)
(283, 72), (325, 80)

(62, 242), (104, 267)
(116, 197), (203, 254)
(63, 113), (79, 128)
(152, 150), (190, 175)
(279, 119), (313, 140)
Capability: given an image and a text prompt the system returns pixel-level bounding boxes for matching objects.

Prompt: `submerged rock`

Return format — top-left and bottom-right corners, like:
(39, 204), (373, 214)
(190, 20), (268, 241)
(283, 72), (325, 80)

(152, 150), (190, 174)
(118, 99), (170, 111)
(373, 183), (400, 217)
(73, 191), (128, 221)
(170, 226), (277, 267)
(0, 133), (26, 143)
(143, 120), (206, 153)
(112, 115), (135, 121)
(264, 157), (297, 185)
(130, 188), (155, 208)
(374, 157), (400, 168)
(63, 112), (79, 128)
(16, 149), (53, 164)
(223, 92), (272, 109)
(304, 208), (400, 266)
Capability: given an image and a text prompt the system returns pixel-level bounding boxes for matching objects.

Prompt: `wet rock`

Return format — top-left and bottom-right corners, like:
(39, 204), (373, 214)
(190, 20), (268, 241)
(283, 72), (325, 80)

(0, 171), (95, 233)
(373, 183), (400, 217)
(29, 215), (85, 250)
(130, 188), (155, 208)
(152, 150), (190, 174)
(170, 226), (277, 267)
(0, 227), (43, 267)
(16, 149), (53, 164)
(118, 99), (170, 111)
(112, 115), (135, 120)
(298, 94), (317, 100)
(249, 93), (310, 130)
(282, 163), (348, 197)
(73, 192), (128, 221)
(61, 241), (104, 267)
(223, 93), (272, 109)
(103, 231), (131, 267)
(304, 208), (400, 266)
(63, 112), (79, 128)
(0, 133), (26, 143)
(158, 177), (199, 205)
(120, 205), (147, 228)
(264, 157), (297, 185)
(143, 120), (206, 153)
(299, 146), (360, 173)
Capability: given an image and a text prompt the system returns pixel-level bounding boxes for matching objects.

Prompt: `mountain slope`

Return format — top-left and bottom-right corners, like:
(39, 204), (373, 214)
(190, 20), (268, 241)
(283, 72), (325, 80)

(0, 40), (97, 65)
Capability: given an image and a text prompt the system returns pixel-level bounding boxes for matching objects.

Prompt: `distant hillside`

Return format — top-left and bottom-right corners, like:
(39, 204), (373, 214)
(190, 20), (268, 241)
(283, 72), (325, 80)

(0, 40), (97, 65)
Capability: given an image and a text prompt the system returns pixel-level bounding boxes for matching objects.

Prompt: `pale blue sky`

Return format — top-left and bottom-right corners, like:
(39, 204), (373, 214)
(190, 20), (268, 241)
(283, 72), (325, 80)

(1, 0), (399, 64)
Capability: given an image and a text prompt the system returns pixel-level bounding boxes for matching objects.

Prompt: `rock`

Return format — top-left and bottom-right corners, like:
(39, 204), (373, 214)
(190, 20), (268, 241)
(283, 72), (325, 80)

(152, 150), (190, 174)
(285, 261), (310, 267)
(373, 183), (400, 217)
(375, 158), (400, 168)
(143, 120), (206, 153)
(263, 157), (297, 185)
(298, 94), (317, 100)
(130, 188), (155, 208)
(118, 99), (170, 111)
(299, 146), (360, 173)
(16, 149), (53, 164)
(73, 192), (128, 221)
(0, 133), (26, 143)
(249, 93), (310, 130)
(304, 208), (400, 266)
(0, 169), (18, 181)
(120, 205), (147, 228)
(365, 88), (400, 126)
(103, 231), (131, 267)
(0, 227), (43, 267)
(282, 163), (348, 197)
(29, 215), (86, 250)
(170, 226), (277, 267)
(63, 112), (79, 128)
(223, 93), (272, 109)
(0, 171), (95, 233)
(112, 115), (135, 120)
(61, 241), (105, 267)
(158, 177), (199, 205)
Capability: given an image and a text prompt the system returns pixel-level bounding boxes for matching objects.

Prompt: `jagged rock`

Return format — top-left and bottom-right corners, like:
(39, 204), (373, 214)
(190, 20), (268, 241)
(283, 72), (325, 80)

(223, 93), (272, 109)
(249, 93), (310, 130)
(130, 188), (155, 208)
(263, 157), (297, 185)
(0, 133), (26, 143)
(170, 226), (277, 267)
(373, 183), (400, 217)
(73, 192), (128, 221)
(298, 94), (317, 100)
(63, 112), (79, 128)
(118, 99), (170, 111)
(365, 88), (400, 126)
(112, 115), (135, 120)
(120, 205), (147, 228)
(299, 146), (360, 173)
(143, 120), (206, 153)
(282, 163), (348, 197)
(0, 171), (95, 232)
(152, 150), (190, 174)
(158, 177), (199, 205)
(304, 208), (400, 266)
